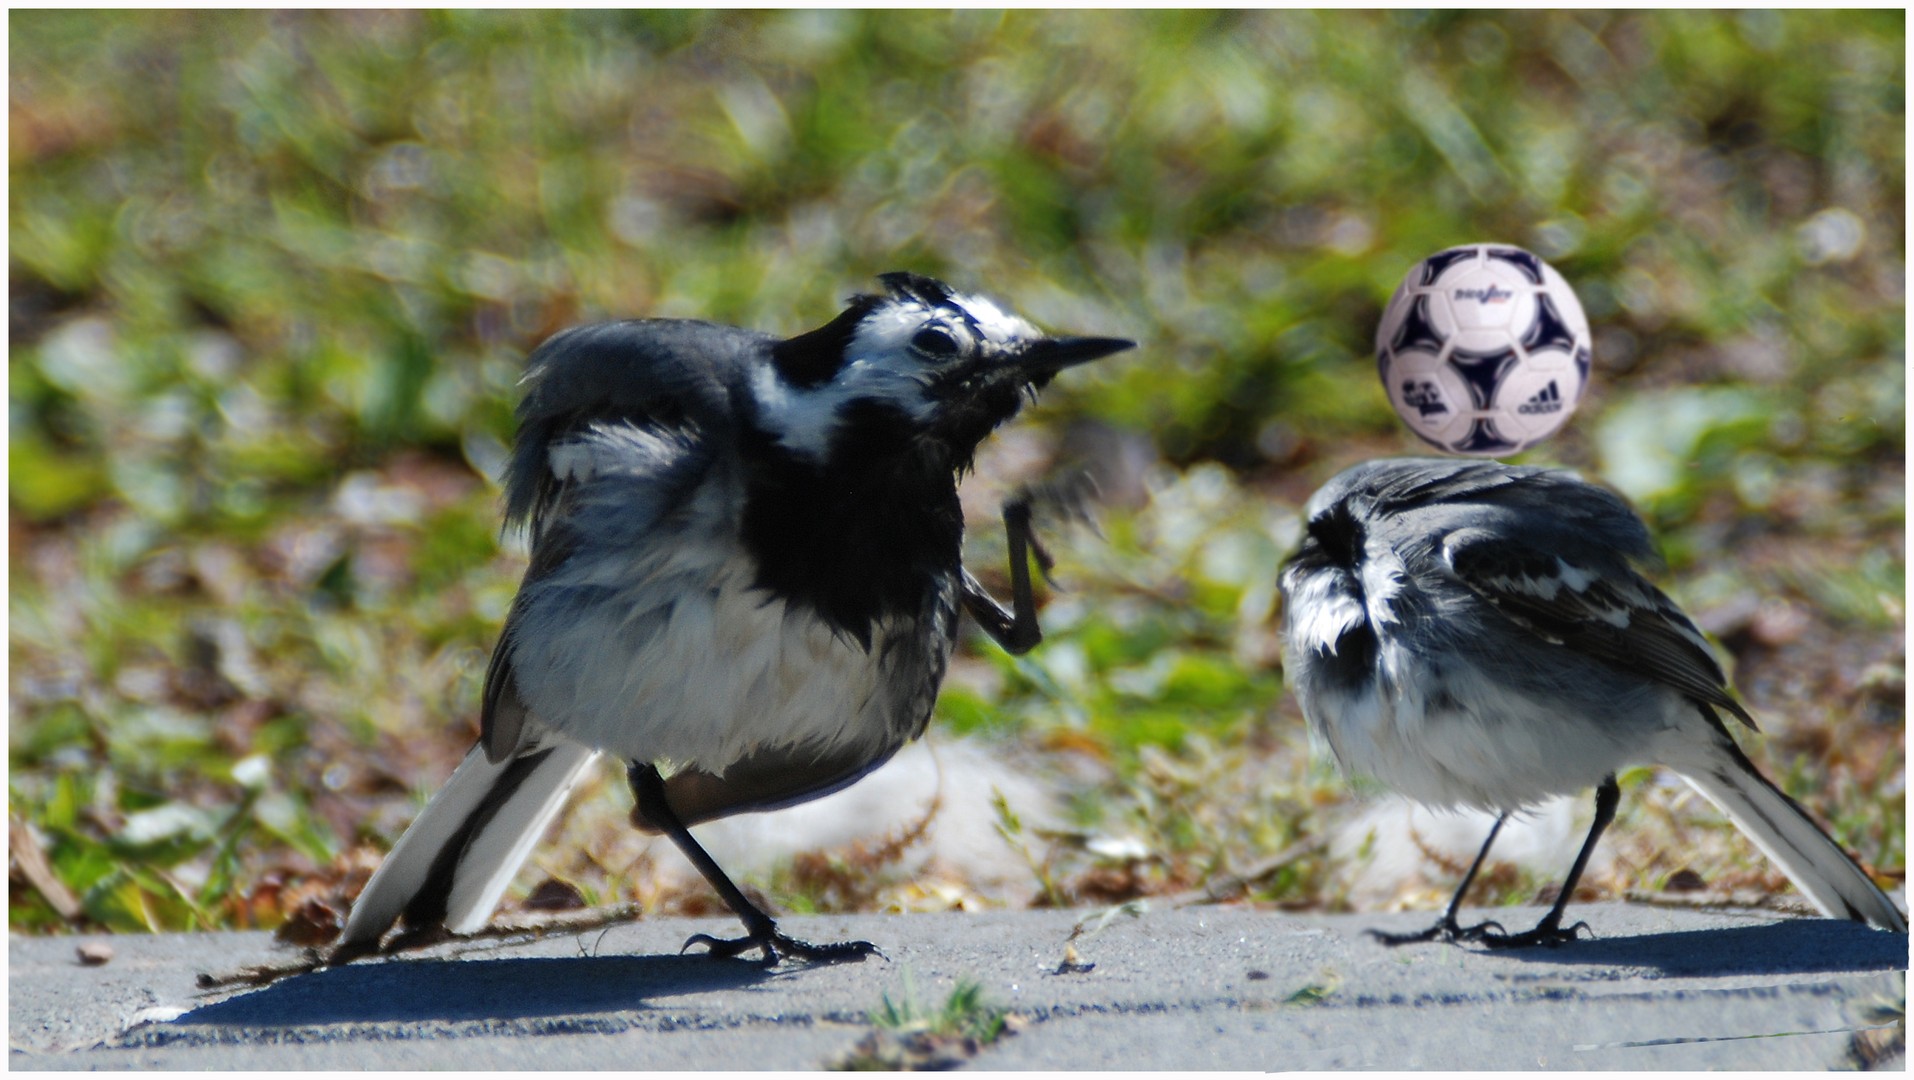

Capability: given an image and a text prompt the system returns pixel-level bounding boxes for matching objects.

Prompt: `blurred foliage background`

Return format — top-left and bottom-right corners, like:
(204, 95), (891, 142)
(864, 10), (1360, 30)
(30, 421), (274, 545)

(9, 10), (1904, 936)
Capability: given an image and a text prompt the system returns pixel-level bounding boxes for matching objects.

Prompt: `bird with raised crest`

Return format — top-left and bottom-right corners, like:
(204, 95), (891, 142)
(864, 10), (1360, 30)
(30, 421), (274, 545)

(336, 272), (1134, 964)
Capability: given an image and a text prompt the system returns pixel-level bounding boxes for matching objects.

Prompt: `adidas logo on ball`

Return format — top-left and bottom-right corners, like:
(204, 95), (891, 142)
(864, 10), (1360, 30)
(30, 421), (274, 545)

(1516, 380), (1564, 415)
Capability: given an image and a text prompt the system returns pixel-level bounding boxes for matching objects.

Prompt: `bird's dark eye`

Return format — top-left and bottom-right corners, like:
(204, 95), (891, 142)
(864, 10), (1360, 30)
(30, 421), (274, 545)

(910, 326), (961, 359)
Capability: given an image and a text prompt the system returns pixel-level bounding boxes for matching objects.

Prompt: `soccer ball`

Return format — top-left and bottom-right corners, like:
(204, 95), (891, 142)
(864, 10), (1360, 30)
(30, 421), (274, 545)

(1376, 244), (1591, 456)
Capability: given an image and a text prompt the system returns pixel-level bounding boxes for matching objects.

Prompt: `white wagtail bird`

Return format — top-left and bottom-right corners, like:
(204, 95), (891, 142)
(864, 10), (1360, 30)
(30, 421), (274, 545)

(335, 272), (1134, 964)
(1281, 456), (1905, 947)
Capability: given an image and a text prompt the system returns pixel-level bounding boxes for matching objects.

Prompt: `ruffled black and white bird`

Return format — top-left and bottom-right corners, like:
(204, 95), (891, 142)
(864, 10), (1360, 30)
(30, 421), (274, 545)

(1281, 457), (1905, 946)
(336, 272), (1133, 964)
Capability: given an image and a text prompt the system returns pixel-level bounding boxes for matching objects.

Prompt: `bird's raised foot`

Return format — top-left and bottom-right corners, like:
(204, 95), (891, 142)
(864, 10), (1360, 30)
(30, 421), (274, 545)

(1005, 475), (1103, 587)
(681, 928), (883, 966)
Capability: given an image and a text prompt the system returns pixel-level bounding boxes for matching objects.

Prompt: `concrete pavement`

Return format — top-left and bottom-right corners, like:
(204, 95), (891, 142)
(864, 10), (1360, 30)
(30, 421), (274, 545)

(10, 903), (1906, 1070)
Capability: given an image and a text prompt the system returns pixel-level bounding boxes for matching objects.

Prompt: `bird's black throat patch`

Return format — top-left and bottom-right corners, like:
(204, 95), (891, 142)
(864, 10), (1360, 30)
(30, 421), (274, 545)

(738, 424), (962, 650)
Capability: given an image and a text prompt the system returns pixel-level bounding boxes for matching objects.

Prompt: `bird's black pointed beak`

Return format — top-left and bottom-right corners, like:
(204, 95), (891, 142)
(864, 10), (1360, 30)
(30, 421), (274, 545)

(1012, 335), (1136, 379)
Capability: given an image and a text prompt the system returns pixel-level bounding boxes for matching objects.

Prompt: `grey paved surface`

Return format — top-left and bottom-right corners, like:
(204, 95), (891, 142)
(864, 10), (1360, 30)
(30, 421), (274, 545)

(10, 903), (1907, 1070)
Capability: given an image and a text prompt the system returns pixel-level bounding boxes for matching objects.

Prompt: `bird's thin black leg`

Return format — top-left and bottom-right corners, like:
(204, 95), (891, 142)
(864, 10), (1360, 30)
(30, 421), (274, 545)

(1473, 774), (1619, 949)
(960, 492), (1053, 655)
(1369, 813), (1512, 946)
(627, 763), (879, 966)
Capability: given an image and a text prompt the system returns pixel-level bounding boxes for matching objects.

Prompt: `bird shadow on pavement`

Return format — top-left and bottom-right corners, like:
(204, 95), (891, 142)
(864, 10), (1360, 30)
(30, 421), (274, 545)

(1484, 918), (1908, 978)
(176, 953), (778, 1027)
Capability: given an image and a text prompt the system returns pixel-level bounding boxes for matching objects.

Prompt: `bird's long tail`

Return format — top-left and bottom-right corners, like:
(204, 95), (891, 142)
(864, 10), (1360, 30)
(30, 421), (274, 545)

(1671, 737), (1904, 933)
(339, 739), (602, 951)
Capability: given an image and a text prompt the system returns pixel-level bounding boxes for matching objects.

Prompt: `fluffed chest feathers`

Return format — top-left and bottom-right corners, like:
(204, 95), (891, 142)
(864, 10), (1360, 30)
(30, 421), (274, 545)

(505, 528), (955, 771)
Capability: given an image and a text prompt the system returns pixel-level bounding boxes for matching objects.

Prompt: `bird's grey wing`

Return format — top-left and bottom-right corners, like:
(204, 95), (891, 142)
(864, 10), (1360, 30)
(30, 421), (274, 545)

(1333, 457), (1658, 562)
(505, 319), (768, 533)
(479, 515), (578, 762)
(481, 417), (725, 763)
(1437, 523), (1753, 728)
(479, 625), (530, 764)
(1306, 457), (1520, 520)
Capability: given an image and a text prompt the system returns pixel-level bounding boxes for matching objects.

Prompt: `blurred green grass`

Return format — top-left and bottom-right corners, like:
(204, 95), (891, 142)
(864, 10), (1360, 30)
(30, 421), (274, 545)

(9, 10), (1903, 934)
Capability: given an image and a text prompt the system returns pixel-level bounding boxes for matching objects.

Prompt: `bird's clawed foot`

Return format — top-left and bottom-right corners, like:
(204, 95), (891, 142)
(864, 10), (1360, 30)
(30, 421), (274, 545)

(1368, 914), (1591, 950)
(1472, 916), (1591, 950)
(682, 927), (883, 967)
(1367, 915), (1506, 948)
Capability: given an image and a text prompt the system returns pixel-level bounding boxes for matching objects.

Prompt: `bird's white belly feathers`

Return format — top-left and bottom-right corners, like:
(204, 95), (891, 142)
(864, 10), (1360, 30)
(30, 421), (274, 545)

(507, 542), (904, 772)
(1305, 636), (1669, 812)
